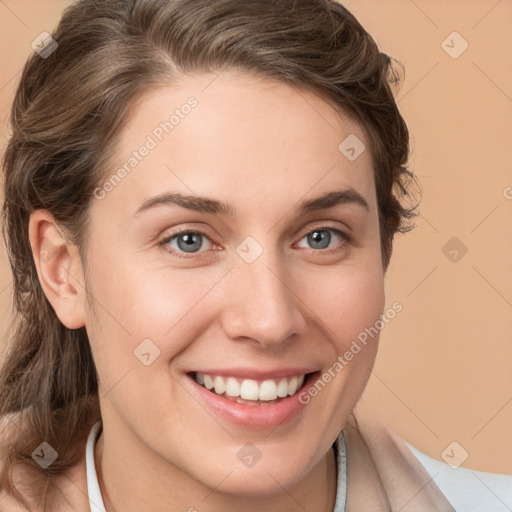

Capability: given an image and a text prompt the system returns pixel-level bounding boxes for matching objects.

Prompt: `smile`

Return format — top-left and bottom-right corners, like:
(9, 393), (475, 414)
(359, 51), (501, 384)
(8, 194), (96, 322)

(186, 369), (320, 428)
(193, 372), (306, 404)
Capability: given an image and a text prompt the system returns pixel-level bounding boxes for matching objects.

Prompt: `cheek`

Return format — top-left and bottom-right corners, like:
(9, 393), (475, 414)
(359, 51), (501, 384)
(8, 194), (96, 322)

(309, 267), (384, 417)
(303, 261), (385, 346)
(121, 268), (225, 336)
(85, 251), (223, 361)
(83, 257), (218, 420)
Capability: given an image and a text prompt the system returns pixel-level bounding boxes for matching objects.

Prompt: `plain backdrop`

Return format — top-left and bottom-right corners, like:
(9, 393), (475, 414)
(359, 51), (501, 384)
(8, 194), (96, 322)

(0, 0), (511, 473)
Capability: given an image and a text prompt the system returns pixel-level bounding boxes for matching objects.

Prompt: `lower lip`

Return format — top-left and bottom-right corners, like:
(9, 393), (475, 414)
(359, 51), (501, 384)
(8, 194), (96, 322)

(186, 372), (319, 429)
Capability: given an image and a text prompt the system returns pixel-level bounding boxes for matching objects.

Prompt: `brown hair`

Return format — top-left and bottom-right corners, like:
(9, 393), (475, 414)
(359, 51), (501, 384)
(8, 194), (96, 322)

(0, 0), (417, 508)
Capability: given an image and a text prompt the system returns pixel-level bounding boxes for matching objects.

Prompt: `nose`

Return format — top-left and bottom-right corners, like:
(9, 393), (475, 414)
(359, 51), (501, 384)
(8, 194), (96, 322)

(220, 252), (307, 348)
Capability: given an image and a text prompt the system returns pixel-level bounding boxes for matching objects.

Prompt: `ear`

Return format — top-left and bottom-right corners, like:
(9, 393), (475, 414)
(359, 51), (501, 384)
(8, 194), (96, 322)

(28, 209), (87, 329)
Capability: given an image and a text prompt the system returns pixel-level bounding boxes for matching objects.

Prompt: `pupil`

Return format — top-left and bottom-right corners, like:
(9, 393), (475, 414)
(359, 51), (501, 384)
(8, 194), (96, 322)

(178, 233), (202, 252)
(309, 230), (330, 249)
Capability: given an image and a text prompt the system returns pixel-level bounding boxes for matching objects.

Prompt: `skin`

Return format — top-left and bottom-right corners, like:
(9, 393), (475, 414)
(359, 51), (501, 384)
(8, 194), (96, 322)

(27, 70), (386, 511)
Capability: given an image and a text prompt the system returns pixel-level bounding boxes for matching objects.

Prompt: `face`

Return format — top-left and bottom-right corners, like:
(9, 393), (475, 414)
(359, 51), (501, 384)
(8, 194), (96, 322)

(82, 71), (385, 495)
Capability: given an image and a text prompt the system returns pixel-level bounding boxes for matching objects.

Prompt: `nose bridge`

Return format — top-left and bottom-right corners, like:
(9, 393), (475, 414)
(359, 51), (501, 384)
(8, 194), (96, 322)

(221, 246), (307, 345)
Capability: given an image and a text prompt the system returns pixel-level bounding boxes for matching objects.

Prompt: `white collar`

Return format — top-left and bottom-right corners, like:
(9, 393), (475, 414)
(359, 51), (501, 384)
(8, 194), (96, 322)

(85, 420), (347, 512)
(86, 421), (106, 512)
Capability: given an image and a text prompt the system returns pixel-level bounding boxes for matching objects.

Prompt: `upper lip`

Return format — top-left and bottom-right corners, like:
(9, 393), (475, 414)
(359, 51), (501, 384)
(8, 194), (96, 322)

(187, 367), (318, 381)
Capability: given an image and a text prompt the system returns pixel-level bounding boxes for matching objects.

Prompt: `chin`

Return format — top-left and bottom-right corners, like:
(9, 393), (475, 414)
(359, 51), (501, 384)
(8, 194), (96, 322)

(189, 453), (310, 498)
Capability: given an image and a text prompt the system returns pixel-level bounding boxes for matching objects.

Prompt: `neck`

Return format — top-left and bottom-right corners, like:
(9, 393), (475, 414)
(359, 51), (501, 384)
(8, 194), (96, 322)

(94, 422), (338, 512)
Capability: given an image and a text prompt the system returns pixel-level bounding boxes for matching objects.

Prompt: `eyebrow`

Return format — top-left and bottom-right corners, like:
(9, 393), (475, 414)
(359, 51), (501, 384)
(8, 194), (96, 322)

(132, 188), (369, 218)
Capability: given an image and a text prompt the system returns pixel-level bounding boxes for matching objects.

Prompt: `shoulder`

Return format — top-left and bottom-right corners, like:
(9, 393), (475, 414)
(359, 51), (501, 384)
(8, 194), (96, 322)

(346, 403), (456, 511)
(0, 413), (91, 512)
(349, 405), (512, 511)
(405, 442), (512, 512)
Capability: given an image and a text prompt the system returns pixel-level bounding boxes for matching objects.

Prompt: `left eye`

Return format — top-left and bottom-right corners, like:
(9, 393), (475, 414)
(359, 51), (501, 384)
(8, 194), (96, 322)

(296, 228), (347, 251)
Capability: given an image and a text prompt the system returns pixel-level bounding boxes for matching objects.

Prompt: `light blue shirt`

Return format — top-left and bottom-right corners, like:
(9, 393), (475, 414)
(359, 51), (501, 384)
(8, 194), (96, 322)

(405, 441), (512, 512)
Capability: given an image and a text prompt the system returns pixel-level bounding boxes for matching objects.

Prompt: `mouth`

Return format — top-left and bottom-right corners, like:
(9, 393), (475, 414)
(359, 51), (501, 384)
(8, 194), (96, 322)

(185, 369), (320, 429)
(187, 370), (318, 406)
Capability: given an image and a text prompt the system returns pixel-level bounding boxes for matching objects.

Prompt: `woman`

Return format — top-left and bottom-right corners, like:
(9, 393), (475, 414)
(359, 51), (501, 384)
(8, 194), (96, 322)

(0, 1), (506, 511)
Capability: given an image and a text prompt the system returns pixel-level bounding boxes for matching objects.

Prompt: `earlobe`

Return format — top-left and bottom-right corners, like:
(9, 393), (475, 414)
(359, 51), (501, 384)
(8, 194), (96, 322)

(28, 209), (86, 330)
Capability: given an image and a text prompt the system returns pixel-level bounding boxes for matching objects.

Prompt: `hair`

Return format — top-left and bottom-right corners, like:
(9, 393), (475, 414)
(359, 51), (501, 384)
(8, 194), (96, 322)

(0, 0), (418, 508)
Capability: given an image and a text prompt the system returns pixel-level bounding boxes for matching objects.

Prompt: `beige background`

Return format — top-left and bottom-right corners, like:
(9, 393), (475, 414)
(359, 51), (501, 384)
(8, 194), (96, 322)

(0, 0), (511, 473)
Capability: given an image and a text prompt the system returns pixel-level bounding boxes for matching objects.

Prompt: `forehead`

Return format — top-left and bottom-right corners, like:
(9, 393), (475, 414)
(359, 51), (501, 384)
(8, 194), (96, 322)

(93, 70), (376, 221)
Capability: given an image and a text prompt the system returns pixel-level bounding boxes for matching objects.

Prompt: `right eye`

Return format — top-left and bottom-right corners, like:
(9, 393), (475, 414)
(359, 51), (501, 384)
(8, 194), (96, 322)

(159, 229), (216, 259)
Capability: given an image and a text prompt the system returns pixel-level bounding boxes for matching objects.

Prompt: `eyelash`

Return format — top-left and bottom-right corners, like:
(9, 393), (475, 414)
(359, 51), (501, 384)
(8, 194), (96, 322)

(158, 226), (351, 260)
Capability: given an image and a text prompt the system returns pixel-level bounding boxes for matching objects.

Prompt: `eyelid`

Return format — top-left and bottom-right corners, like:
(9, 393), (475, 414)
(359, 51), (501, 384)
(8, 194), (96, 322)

(295, 221), (352, 241)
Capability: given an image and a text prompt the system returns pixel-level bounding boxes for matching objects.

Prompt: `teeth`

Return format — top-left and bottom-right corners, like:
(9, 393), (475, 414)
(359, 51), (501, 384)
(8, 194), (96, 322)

(213, 376), (226, 395)
(277, 378), (289, 397)
(203, 374), (214, 390)
(288, 376), (298, 395)
(225, 377), (240, 397)
(194, 372), (307, 401)
(259, 379), (277, 401)
(240, 379), (259, 400)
